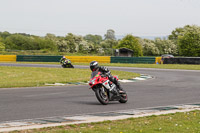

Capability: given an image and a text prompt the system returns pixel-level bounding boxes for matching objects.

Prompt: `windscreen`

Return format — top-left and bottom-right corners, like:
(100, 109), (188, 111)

(91, 71), (99, 79)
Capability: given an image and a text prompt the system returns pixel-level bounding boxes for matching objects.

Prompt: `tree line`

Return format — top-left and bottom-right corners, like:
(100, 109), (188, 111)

(0, 25), (200, 57)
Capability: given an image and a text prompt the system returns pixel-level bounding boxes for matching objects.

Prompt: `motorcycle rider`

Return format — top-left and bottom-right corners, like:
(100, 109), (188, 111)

(60, 56), (71, 64)
(60, 56), (67, 64)
(60, 56), (74, 68)
(90, 61), (125, 94)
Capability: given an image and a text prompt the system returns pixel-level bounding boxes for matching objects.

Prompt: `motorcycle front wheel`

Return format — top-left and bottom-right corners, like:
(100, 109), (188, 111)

(70, 64), (74, 68)
(61, 65), (66, 68)
(95, 86), (109, 105)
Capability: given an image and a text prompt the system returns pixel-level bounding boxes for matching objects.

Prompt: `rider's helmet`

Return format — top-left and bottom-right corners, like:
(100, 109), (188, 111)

(60, 56), (67, 64)
(90, 61), (99, 71)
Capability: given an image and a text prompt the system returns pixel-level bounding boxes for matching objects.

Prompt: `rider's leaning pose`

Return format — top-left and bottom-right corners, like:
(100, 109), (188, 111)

(60, 56), (71, 64)
(90, 61), (125, 94)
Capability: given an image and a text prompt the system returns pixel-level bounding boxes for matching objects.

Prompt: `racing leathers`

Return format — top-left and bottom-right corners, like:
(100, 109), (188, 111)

(94, 66), (125, 93)
(60, 58), (71, 64)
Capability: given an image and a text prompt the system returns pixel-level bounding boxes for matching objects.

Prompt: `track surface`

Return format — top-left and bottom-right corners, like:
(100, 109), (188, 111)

(0, 63), (200, 123)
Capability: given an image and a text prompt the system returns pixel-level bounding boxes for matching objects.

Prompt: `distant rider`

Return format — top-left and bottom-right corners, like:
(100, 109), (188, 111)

(90, 61), (125, 94)
(60, 56), (71, 64)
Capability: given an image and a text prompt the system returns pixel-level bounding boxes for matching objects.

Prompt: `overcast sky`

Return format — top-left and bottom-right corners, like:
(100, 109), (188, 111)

(0, 0), (200, 37)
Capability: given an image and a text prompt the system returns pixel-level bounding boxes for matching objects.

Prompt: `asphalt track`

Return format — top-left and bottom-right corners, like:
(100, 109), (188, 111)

(0, 63), (200, 123)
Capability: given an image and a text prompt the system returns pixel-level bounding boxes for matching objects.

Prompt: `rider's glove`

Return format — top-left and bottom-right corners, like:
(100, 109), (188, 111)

(100, 66), (109, 72)
(105, 71), (111, 76)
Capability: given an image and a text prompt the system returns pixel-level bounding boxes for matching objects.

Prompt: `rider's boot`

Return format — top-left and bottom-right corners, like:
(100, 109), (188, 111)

(109, 75), (126, 94)
(118, 85), (126, 94)
(115, 80), (126, 94)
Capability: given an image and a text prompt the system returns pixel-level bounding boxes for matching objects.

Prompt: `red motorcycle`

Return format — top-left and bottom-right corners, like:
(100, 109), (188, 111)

(89, 71), (128, 105)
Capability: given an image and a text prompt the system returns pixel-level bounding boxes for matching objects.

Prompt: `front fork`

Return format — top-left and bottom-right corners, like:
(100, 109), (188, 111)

(92, 85), (110, 99)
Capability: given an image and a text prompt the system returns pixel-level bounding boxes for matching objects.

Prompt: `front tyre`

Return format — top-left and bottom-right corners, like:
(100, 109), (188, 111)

(70, 64), (74, 68)
(119, 92), (128, 103)
(62, 65), (66, 68)
(95, 86), (109, 105)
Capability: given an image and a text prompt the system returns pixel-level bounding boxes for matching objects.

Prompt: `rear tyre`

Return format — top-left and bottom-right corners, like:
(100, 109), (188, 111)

(95, 86), (109, 105)
(119, 92), (128, 103)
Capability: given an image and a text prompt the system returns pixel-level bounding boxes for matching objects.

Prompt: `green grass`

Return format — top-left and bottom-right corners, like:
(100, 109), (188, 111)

(4, 62), (200, 70)
(0, 51), (105, 56)
(11, 110), (200, 133)
(0, 66), (140, 88)
(101, 63), (200, 70)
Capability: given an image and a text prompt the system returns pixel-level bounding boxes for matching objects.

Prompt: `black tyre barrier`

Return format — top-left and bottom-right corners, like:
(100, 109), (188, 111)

(164, 57), (200, 64)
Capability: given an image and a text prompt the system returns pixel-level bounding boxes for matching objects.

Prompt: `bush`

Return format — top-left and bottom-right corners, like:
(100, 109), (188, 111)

(117, 35), (143, 57)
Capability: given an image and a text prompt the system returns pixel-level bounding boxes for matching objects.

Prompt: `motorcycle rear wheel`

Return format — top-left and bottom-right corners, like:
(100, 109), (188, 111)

(62, 65), (66, 68)
(119, 92), (128, 103)
(95, 86), (109, 105)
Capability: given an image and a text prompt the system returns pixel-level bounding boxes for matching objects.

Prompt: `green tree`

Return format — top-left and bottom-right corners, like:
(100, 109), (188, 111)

(117, 34), (143, 57)
(79, 40), (94, 54)
(169, 25), (200, 56)
(100, 39), (118, 48)
(141, 39), (160, 56)
(83, 34), (103, 54)
(104, 29), (116, 40)
(168, 27), (185, 42)
(5, 34), (35, 50)
(65, 33), (83, 53)
(65, 33), (96, 53)
(0, 37), (5, 51)
(44, 33), (66, 52)
(0, 31), (11, 39)
(83, 34), (102, 45)
(4, 34), (57, 51)
(36, 38), (57, 51)
(154, 38), (177, 55)
(45, 33), (58, 42)
(99, 39), (118, 55)
(178, 26), (200, 56)
(56, 37), (69, 52)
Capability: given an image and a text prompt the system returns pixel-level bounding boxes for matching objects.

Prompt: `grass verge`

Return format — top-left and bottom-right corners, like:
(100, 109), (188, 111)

(101, 63), (200, 70)
(11, 110), (200, 133)
(3, 62), (200, 70)
(0, 66), (140, 88)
